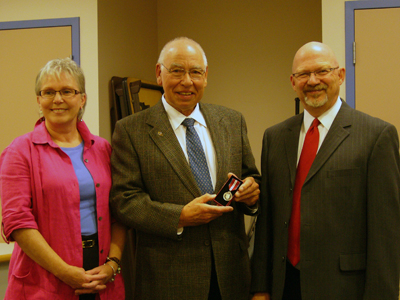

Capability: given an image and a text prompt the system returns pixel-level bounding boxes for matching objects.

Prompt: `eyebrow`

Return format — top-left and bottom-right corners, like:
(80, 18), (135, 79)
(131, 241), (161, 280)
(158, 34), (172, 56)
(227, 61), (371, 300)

(295, 65), (332, 73)
(41, 85), (77, 90)
(169, 63), (204, 69)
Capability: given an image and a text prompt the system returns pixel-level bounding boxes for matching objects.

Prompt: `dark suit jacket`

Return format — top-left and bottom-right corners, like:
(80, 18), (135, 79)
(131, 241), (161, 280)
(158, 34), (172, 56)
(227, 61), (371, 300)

(110, 101), (260, 299)
(251, 100), (400, 300)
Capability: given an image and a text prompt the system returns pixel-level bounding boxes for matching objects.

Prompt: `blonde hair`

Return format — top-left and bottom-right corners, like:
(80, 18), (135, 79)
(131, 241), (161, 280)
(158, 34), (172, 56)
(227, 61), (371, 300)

(36, 58), (86, 119)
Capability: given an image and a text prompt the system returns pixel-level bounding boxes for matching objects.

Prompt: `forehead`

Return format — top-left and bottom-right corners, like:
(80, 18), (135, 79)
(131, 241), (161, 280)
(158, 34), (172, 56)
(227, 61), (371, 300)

(41, 72), (77, 88)
(164, 42), (205, 68)
(293, 51), (336, 72)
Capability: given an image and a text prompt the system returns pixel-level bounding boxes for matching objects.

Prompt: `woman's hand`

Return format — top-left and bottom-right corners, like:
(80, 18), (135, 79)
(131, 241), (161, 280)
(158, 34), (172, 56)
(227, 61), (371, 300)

(75, 222), (127, 295)
(57, 264), (108, 292)
(74, 263), (115, 295)
(10, 229), (108, 291)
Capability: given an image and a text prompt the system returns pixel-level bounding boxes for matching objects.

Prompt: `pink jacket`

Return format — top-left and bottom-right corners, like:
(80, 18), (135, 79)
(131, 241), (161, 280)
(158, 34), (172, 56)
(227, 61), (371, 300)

(0, 119), (124, 299)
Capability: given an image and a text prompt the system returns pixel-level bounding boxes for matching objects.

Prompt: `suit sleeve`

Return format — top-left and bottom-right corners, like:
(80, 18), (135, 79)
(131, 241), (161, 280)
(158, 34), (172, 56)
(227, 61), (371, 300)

(250, 130), (272, 294)
(236, 113), (262, 216)
(110, 120), (183, 240)
(364, 123), (400, 299)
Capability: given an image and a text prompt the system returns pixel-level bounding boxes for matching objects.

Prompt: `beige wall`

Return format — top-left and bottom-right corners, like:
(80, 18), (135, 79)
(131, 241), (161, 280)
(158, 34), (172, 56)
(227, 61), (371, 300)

(322, 0), (359, 99)
(0, 0), (323, 163)
(156, 0), (322, 167)
(97, 0), (323, 166)
(0, 0), (351, 147)
(0, 1), (100, 296)
(97, 0), (159, 140)
(0, 0), (100, 134)
(0, 0), (327, 296)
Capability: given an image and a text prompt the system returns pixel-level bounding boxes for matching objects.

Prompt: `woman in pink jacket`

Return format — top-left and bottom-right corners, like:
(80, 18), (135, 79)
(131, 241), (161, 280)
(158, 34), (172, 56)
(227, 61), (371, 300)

(0, 58), (125, 299)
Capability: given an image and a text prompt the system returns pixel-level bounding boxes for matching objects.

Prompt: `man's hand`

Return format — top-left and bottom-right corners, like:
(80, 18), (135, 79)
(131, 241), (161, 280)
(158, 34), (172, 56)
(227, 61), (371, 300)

(229, 173), (260, 207)
(178, 194), (233, 227)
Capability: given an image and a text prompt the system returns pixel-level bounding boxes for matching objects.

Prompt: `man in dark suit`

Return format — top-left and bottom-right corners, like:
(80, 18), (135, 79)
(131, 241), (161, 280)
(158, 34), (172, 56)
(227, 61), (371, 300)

(251, 42), (400, 300)
(110, 37), (260, 299)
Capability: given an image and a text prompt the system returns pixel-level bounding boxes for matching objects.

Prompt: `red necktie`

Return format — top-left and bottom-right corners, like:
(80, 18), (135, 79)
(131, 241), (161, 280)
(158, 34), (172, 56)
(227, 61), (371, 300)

(287, 118), (320, 266)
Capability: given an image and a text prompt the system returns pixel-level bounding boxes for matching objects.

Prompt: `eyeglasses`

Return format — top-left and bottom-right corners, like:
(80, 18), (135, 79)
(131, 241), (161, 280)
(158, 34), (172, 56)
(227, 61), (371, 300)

(39, 89), (81, 99)
(292, 67), (339, 80)
(161, 63), (205, 80)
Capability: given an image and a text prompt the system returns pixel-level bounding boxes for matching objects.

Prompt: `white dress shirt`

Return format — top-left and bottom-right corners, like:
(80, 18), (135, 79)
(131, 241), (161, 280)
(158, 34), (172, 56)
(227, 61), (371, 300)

(297, 97), (342, 164)
(162, 96), (217, 190)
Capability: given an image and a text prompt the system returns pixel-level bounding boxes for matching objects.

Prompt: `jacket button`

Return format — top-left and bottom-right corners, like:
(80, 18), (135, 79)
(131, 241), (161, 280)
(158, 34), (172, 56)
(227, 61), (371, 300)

(84, 159), (88, 163)
(284, 221), (288, 227)
(96, 183), (100, 187)
(98, 216), (103, 221)
(204, 240), (210, 246)
(282, 256), (286, 262)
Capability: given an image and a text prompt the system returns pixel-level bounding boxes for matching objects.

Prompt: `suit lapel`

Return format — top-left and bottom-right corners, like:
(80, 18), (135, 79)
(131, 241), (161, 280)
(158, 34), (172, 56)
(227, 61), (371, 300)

(147, 101), (201, 197)
(305, 101), (352, 184)
(285, 114), (303, 187)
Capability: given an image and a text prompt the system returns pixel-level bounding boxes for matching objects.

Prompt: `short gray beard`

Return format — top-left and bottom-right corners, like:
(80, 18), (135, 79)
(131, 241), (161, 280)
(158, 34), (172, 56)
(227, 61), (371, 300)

(303, 84), (328, 108)
(304, 94), (328, 108)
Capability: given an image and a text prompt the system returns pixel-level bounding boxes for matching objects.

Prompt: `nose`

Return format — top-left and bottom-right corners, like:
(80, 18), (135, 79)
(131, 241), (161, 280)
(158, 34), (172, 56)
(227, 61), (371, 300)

(307, 72), (320, 85)
(53, 91), (64, 103)
(180, 71), (193, 86)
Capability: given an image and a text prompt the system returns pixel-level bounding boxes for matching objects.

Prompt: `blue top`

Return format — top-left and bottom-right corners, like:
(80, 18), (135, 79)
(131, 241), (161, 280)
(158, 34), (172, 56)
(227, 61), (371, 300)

(61, 142), (97, 235)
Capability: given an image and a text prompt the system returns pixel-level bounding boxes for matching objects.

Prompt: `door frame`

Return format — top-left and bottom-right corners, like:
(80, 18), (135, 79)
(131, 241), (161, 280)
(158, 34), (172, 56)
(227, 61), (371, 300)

(345, 0), (400, 108)
(0, 17), (80, 65)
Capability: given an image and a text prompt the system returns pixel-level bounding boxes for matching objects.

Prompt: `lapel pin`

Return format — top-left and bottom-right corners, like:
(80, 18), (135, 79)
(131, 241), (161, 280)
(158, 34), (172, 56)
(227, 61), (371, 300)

(158, 131), (163, 136)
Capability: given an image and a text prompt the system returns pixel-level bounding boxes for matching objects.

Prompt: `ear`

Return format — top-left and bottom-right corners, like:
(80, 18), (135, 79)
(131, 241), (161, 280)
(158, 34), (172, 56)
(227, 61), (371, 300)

(338, 67), (346, 85)
(80, 93), (87, 108)
(156, 64), (162, 86)
(290, 75), (296, 91)
(37, 96), (41, 106)
(203, 66), (208, 87)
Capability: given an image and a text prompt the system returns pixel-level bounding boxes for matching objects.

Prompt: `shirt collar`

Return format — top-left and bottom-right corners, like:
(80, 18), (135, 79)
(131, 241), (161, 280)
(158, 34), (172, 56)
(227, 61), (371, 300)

(32, 118), (94, 149)
(162, 95), (207, 129)
(303, 96), (342, 131)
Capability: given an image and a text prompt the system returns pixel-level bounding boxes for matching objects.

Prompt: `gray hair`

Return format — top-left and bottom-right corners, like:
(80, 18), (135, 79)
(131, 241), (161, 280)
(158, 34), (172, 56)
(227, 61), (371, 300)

(35, 58), (86, 119)
(158, 37), (208, 67)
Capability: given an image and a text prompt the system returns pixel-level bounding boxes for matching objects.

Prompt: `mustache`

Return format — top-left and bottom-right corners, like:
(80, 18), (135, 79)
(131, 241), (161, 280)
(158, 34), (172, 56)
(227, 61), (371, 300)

(304, 84), (328, 92)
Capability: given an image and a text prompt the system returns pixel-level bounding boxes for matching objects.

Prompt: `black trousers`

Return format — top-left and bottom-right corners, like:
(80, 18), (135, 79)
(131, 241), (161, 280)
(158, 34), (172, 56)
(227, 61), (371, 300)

(208, 252), (222, 300)
(282, 261), (301, 300)
(79, 234), (99, 300)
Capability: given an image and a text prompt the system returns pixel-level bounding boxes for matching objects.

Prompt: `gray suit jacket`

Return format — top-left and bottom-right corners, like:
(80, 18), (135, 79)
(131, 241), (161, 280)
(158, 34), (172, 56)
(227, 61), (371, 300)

(110, 101), (260, 299)
(251, 100), (400, 300)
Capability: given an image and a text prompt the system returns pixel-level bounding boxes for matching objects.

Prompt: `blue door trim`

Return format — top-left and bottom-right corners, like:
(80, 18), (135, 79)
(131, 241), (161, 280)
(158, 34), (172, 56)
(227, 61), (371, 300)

(0, 17), (80, 65)
(345, 0), (400, 108)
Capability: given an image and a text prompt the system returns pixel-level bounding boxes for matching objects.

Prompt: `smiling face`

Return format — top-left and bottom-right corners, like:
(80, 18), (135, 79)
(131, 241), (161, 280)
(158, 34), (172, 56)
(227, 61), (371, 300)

(156, 39), (208, 116)
(37, 72), (86, 130)
(290, 42), (345, 117)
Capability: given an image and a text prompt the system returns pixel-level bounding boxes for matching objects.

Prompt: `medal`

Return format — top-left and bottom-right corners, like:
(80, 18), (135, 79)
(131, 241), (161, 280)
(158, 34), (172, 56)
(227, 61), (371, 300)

(223, 178), (241, 201)
(214, 175), (243, 206)
(223, 191), (233, 201)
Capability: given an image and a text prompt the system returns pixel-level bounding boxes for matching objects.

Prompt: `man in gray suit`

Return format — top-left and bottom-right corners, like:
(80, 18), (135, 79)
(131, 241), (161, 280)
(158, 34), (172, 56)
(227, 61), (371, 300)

(251, 42), (400, 300)
(110, 37), (260, 299)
